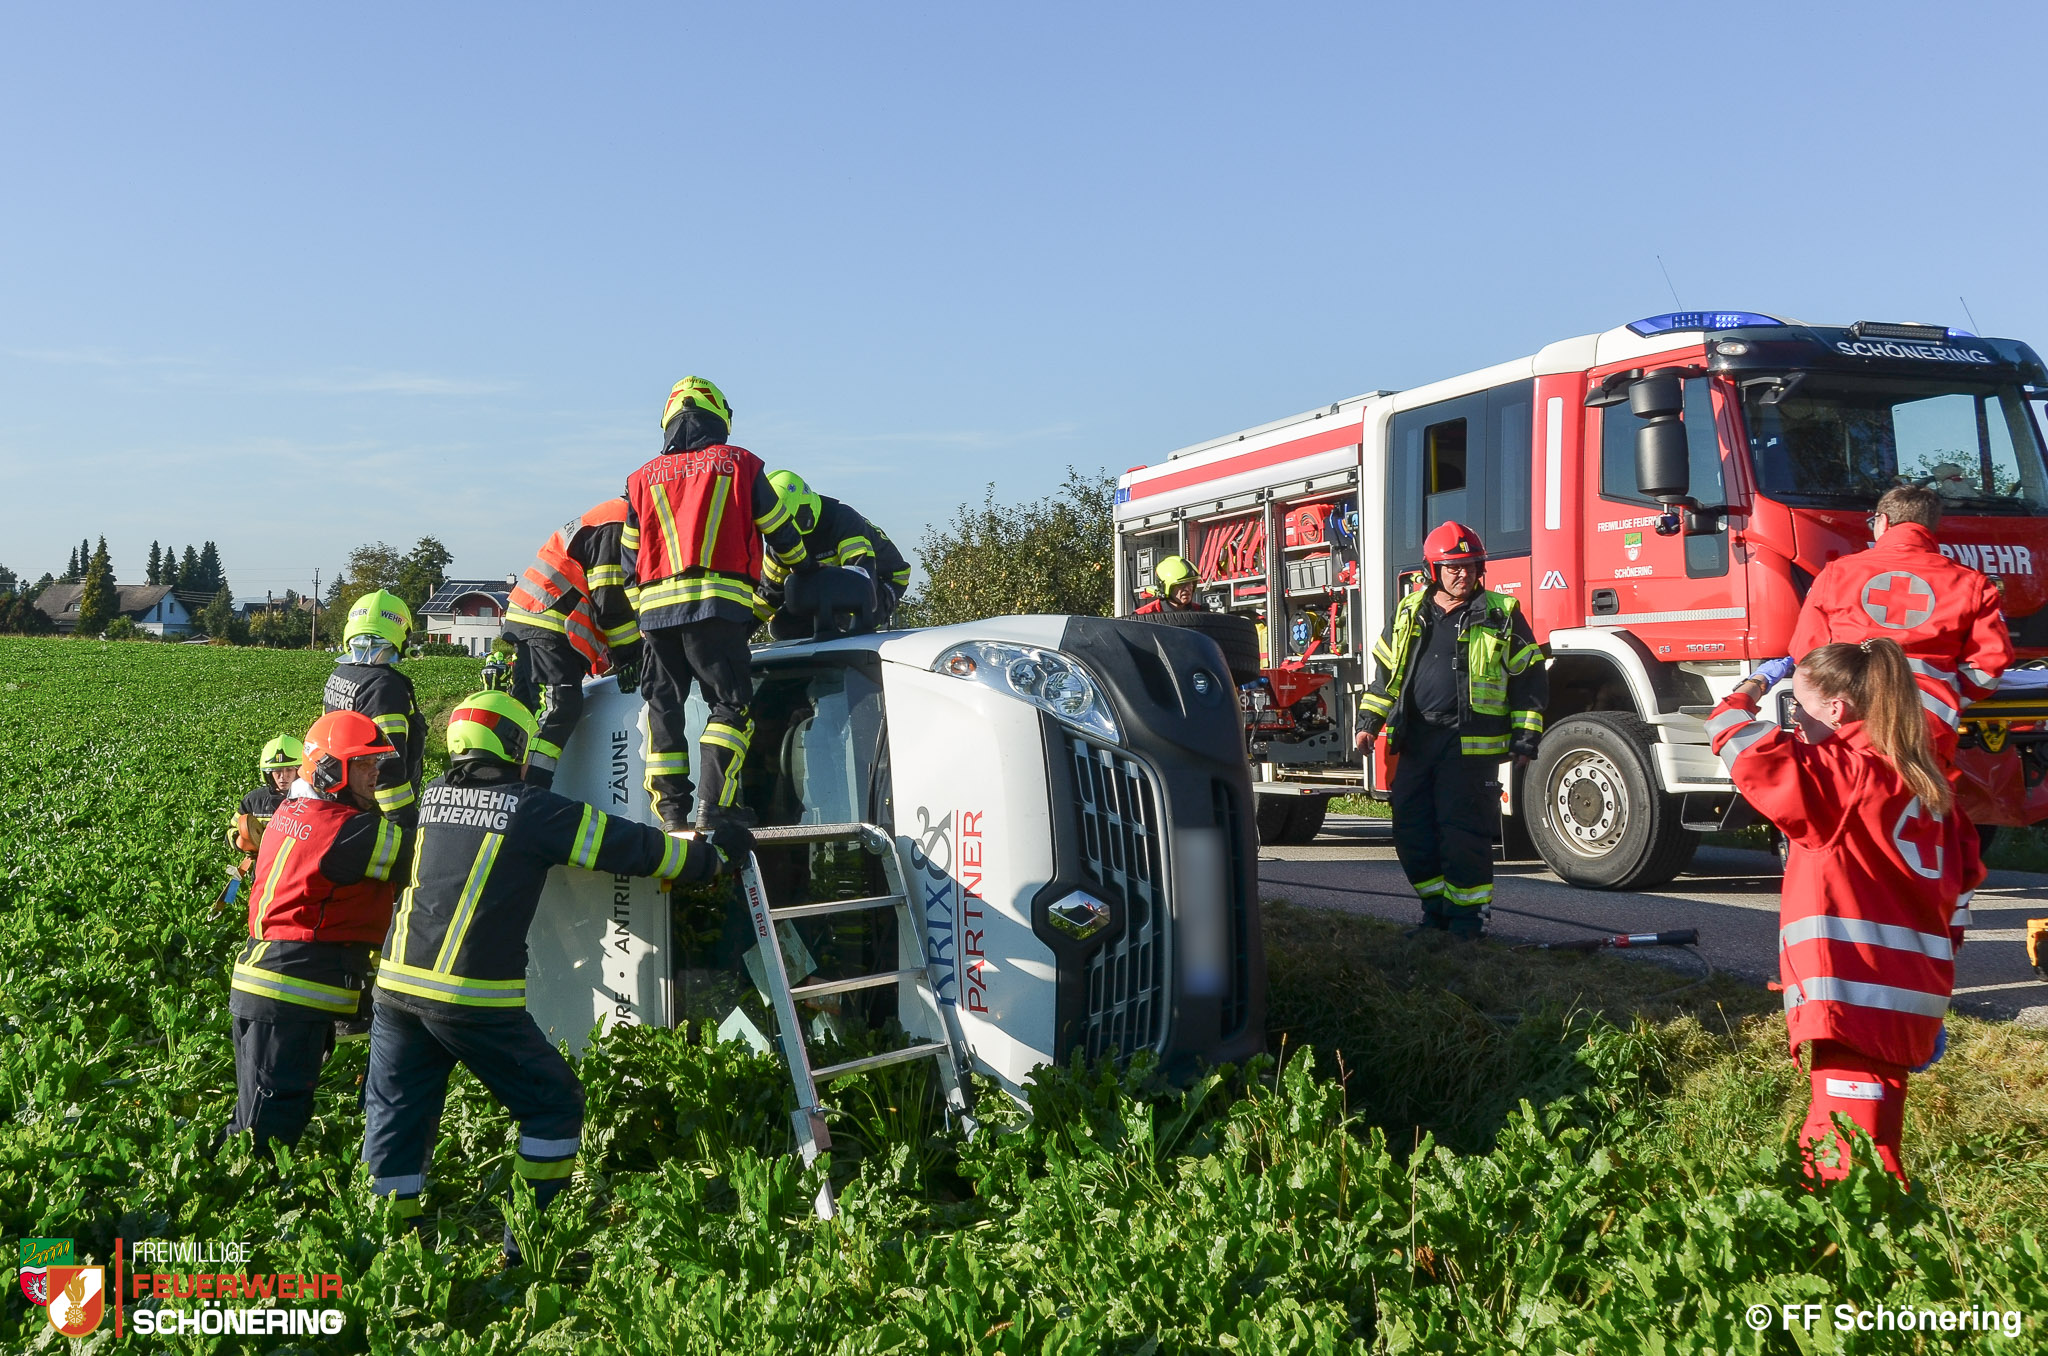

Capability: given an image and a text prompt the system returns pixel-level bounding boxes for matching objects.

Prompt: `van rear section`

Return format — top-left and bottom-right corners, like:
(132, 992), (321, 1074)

(528, 615), (1264, 1101)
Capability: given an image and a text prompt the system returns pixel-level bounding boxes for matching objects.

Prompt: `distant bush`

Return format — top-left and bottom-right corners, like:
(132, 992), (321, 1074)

(102, 617), (139, 641)
(413, 639), (469, 658)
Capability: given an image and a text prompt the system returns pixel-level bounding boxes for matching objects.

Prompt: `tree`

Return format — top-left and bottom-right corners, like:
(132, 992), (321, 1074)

(196, 541), (224, 594)
(147, 541), (162, 586)
(396, 536), (452, 613)
(74, 537), (117, 638)
(897, 468), (1116, 627)
(0, 563), (16, 594)
(248, 600), (313, 649)
(178, 545), (200, 591)
(201, 586), (244, 644)
(64, 542), (82, 582)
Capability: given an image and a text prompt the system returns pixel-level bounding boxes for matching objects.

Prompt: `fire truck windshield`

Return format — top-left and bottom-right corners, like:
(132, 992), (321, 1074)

(1742, 374), (2048, 515)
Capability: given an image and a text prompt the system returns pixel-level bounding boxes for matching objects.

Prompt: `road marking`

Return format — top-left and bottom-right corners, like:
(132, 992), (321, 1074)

(1952, 979), (2048, 995)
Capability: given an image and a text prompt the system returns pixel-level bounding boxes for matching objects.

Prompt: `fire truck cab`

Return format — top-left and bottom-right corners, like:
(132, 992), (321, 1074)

(1115, 312), (2048, 887)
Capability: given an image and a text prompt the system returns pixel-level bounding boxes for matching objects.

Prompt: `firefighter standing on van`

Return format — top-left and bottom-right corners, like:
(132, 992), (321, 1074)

(622, 377), (811, 833)
(325, 590), (426, 826)
(1136, 555), (1206, 614)
(1354, 523), (1546, 939)
(361, 692), (739, 1262)
(1789, 485), (2012, 761)
(502, 497), (644, 788)
(755, 470), (911, 636)
(226, 711), (412, 1153)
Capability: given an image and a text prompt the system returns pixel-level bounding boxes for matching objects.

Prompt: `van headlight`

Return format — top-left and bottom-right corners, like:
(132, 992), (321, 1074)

(932, 641), (1121, 743)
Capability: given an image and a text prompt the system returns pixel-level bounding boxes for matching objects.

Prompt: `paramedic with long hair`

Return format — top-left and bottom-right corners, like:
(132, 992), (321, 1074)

(1708, 639), (1980, 1182)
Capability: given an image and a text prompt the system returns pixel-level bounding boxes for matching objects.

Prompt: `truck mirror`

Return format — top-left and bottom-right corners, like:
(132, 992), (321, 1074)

(1630, 374), (1689, 502)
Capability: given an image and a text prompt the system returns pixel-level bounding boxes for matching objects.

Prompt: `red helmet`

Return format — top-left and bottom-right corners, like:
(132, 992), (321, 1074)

(301, 709), (396, 795)
(1422, 521), (1485, 567)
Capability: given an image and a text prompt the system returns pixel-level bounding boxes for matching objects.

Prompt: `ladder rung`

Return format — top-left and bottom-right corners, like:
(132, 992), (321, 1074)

(769, 892), (904, 921)
(789, 968), (923, 1000)
(813, 1043), (953, 1081)
(751, 822), (874, 846)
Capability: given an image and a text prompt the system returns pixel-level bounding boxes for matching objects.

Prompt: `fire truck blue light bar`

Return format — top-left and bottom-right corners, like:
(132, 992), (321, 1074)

(1626, 311), (1785, 337)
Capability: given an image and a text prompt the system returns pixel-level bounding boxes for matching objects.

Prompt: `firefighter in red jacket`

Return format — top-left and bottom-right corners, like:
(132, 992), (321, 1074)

(226, 710), (413, 1153)
(1709, 639), (1980, 1182)
(1789, 485), (2012, 761)
(1135, 555), (1205, 615)
(622, 377), (811, 833)
(503, 497), (644, 788)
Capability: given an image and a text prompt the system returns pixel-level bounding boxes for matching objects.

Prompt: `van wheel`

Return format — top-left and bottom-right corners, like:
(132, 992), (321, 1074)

(1528, 712), (1698, 890)
(1135, 610), (1264, 684)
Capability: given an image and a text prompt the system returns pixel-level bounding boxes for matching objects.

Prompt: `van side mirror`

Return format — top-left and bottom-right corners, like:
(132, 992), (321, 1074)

(1630, 374), (1689, 502)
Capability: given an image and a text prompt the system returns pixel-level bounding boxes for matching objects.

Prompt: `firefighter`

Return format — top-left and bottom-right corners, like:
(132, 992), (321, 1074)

(1135, 555), (1205, 614)
(755, 470), (911, 637)
(225, 735), (305, 882)
(325, 590), (426, 826)
(226, 711), (412, 1153)
(502, 497), (644, 788)
(361, 692), (742, 1262)
(1353, 523), (1546, 940)
(1708, 639), (1979, 1183)
(1788, 484), (2012, 761)
(622, 377), (811, 833)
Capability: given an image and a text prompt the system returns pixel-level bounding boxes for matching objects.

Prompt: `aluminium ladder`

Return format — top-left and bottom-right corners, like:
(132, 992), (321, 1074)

(736, 821), (977, 1219)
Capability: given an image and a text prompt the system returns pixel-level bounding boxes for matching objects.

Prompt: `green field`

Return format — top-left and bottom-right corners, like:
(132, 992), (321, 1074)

(3, 636), (2046, 1353)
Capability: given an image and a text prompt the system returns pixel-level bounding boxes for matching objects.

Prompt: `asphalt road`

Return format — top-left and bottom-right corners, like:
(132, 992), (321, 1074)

(1259, 815), (2048, 1025)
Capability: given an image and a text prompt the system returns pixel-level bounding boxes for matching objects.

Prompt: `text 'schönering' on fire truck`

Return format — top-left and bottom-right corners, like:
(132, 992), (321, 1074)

(1114, 312), (2048, 886)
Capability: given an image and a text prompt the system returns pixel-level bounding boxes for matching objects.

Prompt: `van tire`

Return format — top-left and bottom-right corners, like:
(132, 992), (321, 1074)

(1255, 795), (1299, 844)
(1527, 712), (1698, 890)
(1135, 610), (1263, 684)
(1281, 796), (1329, 844)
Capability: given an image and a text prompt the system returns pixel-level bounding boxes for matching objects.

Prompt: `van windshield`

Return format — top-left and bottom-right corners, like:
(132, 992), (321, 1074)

(1742, 375), (2048, 514)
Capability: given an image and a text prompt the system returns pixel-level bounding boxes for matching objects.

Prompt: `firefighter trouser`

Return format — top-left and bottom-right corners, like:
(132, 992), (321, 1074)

(642, 619), (755, 830)
(514, 630), (591, 790)
(362, 1003), (584, 1246)
(228, 1016), (336, 1152)
(1390, 720), (1499, 936)
(1800, 1039), (1908, 1183)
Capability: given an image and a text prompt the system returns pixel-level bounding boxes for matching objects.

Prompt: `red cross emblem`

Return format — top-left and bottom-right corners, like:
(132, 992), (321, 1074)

(1860, 571), (1935, 630)
(1893, 799), (1945, 880)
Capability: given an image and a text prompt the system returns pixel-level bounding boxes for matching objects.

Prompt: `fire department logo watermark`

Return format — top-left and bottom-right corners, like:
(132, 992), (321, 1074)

(19, 1236), (73, 1305)
(46, 1265), (106, 1337)
(1746, 1301), (2022, 1338)
(1860, 570), (1936, 630)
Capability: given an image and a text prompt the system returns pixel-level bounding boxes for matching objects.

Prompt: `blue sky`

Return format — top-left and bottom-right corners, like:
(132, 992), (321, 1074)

(3, 2), (2043, 598)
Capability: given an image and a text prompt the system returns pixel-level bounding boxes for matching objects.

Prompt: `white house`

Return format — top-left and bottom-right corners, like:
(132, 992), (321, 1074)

(34, 583), (203, 637)
(419, 578), (513, 656)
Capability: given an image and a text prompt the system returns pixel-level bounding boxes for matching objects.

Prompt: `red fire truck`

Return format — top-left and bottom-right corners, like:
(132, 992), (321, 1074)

(1115, 312), (2048, 886)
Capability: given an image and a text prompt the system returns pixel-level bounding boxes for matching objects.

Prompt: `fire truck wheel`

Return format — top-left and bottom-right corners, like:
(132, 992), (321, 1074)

(1255, 795), (1302, 844)
(1134, 610), (1263, 684)
(1280, 796), (1328, 845)
(1527, 713), (1699, 890)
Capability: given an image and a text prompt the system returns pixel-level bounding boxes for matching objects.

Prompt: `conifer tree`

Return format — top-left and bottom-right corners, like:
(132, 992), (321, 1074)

(147, 542), (162, 586)
(75, 538), (117, 637)
(178, 545), (200, 591)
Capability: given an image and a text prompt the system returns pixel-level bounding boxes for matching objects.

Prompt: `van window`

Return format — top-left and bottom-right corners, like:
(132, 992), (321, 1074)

(1488, 384), (1533, 555)
(1683, 378), (1728, 578)
(1427, 418), (1467, 492)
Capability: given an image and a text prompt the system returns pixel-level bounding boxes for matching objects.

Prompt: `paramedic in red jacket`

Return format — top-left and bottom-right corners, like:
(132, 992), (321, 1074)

(1708, 639), (1981, 1182)
(1789, 485), (2012, 760)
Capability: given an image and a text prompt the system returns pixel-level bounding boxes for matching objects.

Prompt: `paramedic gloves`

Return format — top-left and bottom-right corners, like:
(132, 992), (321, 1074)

(1510, 732), (1542, 762)
(612, 639), (644, 695)
(1911, 1023), (1948, 1074)
(1752, 655), (1796, 689)
(708, 822), (756, 874)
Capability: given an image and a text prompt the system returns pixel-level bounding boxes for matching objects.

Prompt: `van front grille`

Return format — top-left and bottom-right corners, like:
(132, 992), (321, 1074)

(1066, 736), (1168, 1060)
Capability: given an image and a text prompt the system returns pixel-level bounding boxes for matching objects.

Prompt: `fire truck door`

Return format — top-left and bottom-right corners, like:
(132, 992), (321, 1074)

(1585, 377), (1739, 658)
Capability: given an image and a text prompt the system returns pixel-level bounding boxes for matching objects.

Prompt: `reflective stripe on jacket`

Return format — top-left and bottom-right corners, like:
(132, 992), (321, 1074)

(324, 662), (424, 820)
(1707, 690), (1983, 1068)
(1359, 586), (1546, 757)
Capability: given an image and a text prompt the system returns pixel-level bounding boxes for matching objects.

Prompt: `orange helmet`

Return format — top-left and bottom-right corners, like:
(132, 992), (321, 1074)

(301, 709), (396, 795)
(1422, 521), (1485, 567)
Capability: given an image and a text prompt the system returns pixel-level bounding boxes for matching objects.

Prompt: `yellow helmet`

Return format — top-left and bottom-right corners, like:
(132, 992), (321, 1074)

(767, 469), (822, 535)
(1155, 555), (1197, 590)
(258, 734), (307, 773)
(344, 589), (413, 648)
(445, 690), (538, 766)
(662, 376), (732, 432)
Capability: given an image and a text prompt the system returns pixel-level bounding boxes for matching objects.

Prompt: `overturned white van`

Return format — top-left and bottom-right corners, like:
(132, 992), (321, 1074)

(527, 615), (1266, 1100)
